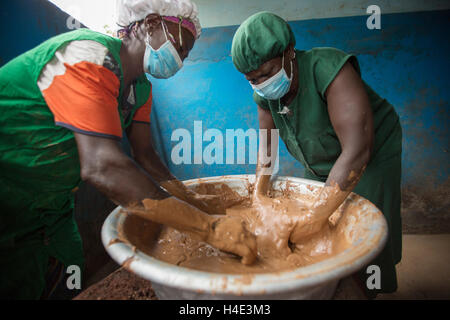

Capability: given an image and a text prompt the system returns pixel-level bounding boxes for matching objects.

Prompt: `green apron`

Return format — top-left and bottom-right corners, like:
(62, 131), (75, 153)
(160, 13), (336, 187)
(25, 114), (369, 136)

(0, 29), (151, 299)
(254, 48), (402, 295)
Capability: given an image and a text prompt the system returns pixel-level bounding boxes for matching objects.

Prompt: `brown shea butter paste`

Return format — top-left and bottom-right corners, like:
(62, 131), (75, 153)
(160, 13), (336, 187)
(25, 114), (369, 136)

(118, 183), (352, 274)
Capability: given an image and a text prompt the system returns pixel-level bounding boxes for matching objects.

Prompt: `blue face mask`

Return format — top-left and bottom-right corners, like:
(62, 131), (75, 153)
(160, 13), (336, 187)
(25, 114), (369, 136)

(251, 54), (293, 100)
(143, 22), (183, 79)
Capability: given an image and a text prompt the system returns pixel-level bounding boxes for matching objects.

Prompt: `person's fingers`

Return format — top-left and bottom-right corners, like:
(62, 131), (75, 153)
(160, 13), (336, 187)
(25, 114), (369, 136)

(290, 218), (326, 243)
(290, 221), (312, 243)
(238, 244), (257, 265)
(196, 194), (227, 215)
(207, 216), (258, 265)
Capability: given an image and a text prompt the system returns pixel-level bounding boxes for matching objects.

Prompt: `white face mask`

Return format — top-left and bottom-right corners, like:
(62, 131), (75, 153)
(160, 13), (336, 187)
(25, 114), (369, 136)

(143, 21), (183, 79)
(251, 54), (293, 100)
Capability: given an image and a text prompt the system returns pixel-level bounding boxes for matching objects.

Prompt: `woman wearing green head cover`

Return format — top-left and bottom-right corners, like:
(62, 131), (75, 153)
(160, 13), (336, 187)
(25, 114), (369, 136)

(231, 12), (402, 298)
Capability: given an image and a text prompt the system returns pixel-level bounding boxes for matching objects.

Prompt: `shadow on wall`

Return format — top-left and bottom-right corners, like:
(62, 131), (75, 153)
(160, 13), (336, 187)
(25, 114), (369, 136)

(149, 10), (450, 233)
(0, 0), (85, 67)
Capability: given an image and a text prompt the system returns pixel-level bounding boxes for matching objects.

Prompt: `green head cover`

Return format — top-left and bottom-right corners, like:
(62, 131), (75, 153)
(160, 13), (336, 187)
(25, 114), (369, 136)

(231, 11), (296, 74)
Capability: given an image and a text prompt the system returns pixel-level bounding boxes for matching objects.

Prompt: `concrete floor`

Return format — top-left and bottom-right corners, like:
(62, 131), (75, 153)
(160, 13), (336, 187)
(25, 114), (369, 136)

(377, 234), (450, 299)
(334, 234), (450, 299)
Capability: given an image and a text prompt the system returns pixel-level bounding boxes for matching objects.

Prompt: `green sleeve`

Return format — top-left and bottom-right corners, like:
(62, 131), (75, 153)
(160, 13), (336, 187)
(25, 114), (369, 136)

(253, 91), (270, 110)
(122, 74), (152, 128)
(312, 47), (361, 99)
(135, 74), (152, 106)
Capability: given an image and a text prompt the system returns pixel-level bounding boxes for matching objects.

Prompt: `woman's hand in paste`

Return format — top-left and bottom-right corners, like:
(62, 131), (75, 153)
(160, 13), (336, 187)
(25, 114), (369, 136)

(206, 216), (257, 265)
(188, 193), (225, 215)
(289, 210), (328, 243)
(289, 182), (348, 243)
(192, 192), (246, 216)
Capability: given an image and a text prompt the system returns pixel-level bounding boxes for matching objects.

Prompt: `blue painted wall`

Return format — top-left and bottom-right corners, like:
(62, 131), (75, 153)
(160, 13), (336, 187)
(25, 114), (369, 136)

(1, 3), (448, 228)
(2, 2), (447, 193)
(149, 10), (450, 196)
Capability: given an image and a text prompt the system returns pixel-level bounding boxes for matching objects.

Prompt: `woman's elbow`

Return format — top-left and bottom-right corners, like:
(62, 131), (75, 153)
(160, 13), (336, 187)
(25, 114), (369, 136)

(342, 143), (372, 168)
(80, 160), (108, 185)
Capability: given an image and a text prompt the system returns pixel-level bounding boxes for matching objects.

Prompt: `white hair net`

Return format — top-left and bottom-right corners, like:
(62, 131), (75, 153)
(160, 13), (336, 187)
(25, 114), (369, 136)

(116, 0), (201, 38)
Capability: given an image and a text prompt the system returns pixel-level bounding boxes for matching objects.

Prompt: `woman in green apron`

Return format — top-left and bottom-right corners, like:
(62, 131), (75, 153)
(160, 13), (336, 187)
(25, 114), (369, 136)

(0, 0), (230, 299)
(231, 12), (402, 298)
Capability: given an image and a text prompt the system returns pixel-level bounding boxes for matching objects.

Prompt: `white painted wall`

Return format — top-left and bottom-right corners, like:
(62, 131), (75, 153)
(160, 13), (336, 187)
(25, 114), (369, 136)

(49, 0), (450, 33)
(48, 0), (117, 34)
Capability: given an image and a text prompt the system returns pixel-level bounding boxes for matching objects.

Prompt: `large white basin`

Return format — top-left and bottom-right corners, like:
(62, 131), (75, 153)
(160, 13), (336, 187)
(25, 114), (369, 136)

(101, 175), (387, 299)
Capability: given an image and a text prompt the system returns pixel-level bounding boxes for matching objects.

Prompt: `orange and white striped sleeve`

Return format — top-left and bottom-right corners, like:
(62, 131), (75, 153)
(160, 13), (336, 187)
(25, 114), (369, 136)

(38, 40), (123, 140)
